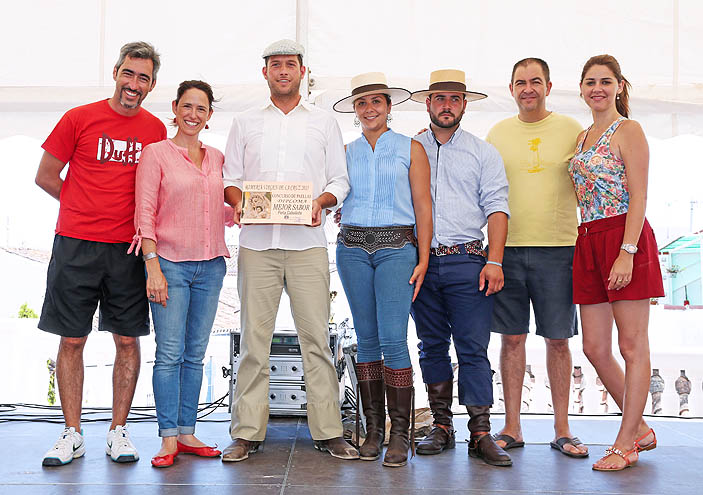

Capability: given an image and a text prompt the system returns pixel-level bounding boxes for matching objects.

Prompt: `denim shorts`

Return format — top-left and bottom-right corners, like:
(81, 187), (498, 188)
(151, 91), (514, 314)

(491, 246), (577, 339)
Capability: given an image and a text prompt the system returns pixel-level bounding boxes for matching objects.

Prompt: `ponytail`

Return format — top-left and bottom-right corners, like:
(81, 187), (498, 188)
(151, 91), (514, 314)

(616, 76), (631, 118)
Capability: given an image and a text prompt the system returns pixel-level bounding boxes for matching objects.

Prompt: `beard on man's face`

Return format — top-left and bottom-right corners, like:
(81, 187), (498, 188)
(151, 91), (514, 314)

(429, 108), (464, 128)
(118, 86), (144, 109)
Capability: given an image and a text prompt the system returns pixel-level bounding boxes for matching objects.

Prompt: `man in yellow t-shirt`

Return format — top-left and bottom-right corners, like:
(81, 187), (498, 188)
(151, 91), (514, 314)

(486, 58), (589, 459)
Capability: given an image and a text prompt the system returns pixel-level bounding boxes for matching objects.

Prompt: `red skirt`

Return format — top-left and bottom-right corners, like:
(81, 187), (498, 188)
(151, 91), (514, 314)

(573, 213), (664, 304)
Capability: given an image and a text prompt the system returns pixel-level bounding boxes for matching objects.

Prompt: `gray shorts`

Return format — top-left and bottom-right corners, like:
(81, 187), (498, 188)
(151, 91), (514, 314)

(491, 246), (577, 339)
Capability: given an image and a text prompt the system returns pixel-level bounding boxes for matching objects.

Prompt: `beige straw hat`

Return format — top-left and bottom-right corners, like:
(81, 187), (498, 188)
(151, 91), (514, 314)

(333, 72), (411, 113)
(410, 69), (487, 103)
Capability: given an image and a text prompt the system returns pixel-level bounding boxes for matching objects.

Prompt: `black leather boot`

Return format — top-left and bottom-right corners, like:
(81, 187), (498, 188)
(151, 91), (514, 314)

(356, 360), (385, 461)
(467, 405), (512, 466)
(417, 380), (455, 455)
(383, 366), (414, 467)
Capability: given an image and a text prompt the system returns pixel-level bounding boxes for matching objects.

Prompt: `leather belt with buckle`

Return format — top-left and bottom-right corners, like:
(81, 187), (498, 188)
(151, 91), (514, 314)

(430, 240), (486, 257)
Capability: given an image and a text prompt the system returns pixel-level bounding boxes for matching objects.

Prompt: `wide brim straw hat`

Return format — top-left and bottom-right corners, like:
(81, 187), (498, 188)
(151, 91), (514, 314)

(410, 69), (487, 103)
(333, 72), (411, 113)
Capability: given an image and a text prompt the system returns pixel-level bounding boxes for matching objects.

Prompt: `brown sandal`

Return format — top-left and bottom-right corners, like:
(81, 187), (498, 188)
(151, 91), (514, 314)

(592, 446), (638, 472)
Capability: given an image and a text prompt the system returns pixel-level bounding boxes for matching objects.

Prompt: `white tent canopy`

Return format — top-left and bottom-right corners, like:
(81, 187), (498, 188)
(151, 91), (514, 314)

(4, 0), (703, 90)
(2, 0), (702, 137)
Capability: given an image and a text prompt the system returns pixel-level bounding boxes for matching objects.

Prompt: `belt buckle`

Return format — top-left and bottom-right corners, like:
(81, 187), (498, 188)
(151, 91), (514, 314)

(433, 245), (449, 256)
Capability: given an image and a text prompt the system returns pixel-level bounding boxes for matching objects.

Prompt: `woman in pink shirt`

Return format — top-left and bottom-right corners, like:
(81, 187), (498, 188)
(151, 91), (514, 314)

(131, 80), (232, 468)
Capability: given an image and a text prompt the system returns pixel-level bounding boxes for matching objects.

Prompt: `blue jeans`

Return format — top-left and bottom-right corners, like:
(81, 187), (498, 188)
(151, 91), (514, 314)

(411, 253), (494, 406)
(150, 256), (226, 437)
(336, 243), (417, 369)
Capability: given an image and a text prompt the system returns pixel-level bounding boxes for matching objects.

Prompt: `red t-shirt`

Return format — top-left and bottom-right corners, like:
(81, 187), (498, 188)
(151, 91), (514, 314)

(42, 99), (167, 243)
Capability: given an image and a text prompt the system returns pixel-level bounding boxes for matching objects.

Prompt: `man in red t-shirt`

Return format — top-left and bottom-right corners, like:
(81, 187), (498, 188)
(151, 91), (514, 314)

(35, 41), (167, 467)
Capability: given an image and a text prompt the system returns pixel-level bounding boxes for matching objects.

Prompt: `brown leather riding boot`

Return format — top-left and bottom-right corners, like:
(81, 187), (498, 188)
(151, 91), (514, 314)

(356, 360), (385, 461)
(466, 405), (512, 466)
(383, 366), (414, 467)
(417, 380), (455, 455)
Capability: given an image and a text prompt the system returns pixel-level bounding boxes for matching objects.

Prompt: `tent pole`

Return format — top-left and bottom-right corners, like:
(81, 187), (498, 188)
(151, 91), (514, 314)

(672, 0), (679, 136)
(699, 231), (702, 305)
(296, 0), (310, 100)
(98, 0), (107, 86)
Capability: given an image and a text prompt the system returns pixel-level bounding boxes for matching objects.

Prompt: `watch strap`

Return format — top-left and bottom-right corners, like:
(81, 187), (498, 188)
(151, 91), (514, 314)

(620, 243), (638, 254)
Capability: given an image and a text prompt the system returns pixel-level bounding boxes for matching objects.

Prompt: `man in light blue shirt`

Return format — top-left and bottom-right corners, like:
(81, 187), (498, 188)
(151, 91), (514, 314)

(410, 70), (512, 466)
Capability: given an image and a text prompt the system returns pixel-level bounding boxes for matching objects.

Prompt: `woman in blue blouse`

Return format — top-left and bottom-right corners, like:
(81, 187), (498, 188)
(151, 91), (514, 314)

(333, 72), (432, 467)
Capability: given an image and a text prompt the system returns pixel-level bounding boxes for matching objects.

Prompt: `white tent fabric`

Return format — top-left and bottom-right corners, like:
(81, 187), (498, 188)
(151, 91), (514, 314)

(4, 0), (703, 91)
(2, 0), (702, 138)
(2, 1), (702, 139)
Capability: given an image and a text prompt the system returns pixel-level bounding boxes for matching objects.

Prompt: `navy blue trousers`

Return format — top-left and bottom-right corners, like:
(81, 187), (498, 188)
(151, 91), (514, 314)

(411, 253), (494, 406)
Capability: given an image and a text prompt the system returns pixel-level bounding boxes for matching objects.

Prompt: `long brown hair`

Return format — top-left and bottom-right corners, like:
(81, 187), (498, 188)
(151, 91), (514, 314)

(580, 55), (631, 118)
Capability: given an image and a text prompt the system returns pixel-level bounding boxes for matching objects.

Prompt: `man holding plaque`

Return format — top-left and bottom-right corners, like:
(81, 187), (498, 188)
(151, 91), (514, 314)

(222, 39), (354, 462)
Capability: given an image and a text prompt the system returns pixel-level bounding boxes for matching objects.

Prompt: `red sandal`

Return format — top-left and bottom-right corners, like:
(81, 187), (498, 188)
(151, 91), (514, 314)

(592, 446), (638, 472)
(634, 428), (656, 452)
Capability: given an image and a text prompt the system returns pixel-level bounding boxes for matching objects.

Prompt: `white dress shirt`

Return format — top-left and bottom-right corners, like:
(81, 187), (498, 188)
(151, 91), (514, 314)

(223, 99), (350, 251)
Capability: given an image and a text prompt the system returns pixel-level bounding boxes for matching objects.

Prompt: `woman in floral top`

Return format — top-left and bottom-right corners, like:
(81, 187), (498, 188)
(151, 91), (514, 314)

(569, 55), (664, 472)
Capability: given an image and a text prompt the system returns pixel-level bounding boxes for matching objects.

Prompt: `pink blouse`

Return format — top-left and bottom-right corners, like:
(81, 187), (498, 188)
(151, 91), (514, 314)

(130, 139), (233, 262)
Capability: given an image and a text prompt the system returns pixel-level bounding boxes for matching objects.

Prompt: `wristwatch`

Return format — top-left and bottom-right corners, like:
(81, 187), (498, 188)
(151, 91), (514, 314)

(142, 252), (158, 261)
(620, 243), (638, 255)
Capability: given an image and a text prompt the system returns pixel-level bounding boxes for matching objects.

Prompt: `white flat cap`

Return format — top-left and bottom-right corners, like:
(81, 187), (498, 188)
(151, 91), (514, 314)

(262, 39), (305, 59)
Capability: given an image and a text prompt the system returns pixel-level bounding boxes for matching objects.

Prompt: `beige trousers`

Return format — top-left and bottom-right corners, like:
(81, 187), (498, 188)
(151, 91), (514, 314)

(230, 247), (343, 441)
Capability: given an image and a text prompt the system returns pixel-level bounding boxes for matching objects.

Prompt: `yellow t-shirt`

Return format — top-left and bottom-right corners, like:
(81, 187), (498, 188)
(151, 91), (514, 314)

(486, 113), (583, 247)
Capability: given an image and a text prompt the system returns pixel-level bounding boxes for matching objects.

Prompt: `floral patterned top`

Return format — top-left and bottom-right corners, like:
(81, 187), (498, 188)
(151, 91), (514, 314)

(568, 117), (629, 222)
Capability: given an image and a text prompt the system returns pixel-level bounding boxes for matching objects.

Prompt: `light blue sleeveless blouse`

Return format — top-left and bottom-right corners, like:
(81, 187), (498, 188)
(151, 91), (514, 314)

(341, 129), (415, 227)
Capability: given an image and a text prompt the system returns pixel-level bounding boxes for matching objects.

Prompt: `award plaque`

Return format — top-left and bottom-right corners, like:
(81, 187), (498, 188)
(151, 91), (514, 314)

(241, 181), (313, 225)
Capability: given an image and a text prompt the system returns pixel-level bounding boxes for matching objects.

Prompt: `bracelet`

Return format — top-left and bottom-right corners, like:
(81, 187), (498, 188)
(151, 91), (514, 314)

(142, 252), (158, 262)
(485, 260), (502, 267)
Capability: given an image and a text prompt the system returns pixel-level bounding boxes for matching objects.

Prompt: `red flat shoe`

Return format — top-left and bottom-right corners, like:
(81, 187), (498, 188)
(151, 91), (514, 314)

(635, 428), (657, 452)
(177, 441), (221, 457)
(151, 452), (177, 468)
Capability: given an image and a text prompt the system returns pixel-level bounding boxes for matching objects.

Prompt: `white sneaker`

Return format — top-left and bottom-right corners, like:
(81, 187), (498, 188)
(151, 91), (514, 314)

(106, 424), (139, 462)
(42, 427), (85, 466)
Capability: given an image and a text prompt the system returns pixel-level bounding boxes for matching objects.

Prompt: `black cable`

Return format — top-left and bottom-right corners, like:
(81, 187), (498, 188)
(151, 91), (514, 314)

(0, 392), (232, 424)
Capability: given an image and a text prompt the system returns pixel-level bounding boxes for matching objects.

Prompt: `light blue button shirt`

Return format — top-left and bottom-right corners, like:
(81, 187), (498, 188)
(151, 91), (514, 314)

(413, 126), (509, 248)
(341, 129), (415, 227)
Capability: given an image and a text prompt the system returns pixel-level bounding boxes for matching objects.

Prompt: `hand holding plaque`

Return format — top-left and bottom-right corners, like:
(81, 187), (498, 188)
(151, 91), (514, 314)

(241, 181), (313, 225)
